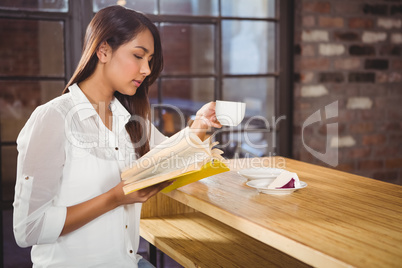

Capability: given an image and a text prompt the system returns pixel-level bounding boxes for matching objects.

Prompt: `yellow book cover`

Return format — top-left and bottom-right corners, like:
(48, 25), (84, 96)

(123, 160), (229, 194)
(161, 160), (229, 193)
(122, 128), (230, 194)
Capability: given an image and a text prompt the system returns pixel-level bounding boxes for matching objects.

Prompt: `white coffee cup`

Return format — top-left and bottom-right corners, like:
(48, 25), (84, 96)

(215, 100), (246, 126)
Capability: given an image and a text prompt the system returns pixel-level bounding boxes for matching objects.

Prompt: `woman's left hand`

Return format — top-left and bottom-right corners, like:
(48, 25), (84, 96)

(190, 102), (222, 140)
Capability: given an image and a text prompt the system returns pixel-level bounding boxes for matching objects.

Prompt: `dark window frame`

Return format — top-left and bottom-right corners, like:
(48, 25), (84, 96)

(146, 0), (294, 159)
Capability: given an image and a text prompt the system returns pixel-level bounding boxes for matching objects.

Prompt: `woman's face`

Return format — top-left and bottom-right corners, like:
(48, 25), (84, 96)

(104, 28), (154, 96)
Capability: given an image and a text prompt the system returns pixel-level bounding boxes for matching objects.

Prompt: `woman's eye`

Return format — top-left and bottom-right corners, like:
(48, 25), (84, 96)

(134, 55), (143, 59)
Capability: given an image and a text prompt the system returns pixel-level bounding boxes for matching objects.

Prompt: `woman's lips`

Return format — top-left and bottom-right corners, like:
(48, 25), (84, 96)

(133, 80), (142, 87)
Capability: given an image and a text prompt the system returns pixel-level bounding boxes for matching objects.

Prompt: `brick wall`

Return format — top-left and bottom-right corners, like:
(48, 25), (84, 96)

(293, 0), (402, 185)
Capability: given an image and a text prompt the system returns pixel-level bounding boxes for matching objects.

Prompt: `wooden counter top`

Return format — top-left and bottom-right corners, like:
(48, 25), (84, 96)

(163, 157), (402, 268)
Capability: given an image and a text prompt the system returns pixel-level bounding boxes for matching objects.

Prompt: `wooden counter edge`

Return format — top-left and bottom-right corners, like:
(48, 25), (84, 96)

(164, 189), (354, 268)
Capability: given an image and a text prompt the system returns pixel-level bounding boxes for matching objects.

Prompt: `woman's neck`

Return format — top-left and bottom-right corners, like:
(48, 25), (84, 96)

(78, 77), (115, 132)
(78, 77), (114, 111)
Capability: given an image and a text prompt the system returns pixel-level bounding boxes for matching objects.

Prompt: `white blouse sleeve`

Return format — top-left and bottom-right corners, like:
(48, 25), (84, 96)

(13, 104), (67, 248)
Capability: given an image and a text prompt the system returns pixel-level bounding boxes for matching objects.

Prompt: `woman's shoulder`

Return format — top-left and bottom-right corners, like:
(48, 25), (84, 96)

(17, 93), (73, 144)
(27, 93), (73, 126)
(46, 92), (75, 115)
(34, 92), (74, 117)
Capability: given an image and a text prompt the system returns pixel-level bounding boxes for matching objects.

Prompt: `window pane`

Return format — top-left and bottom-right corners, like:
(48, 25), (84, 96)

(0, 80), (65, 142)
(221, 0), (275, 18)
(222, 20), (275, 74)
(162, 78), (214, 104)
(219, 131), (275, 159)
(0, 0), (68, 12)
(160, 23), (215, 75)
(222, 77), (275, 119)
(93, 0), (156, 14)
(158, 78), (214, 135)
(161, 0), (218, 16)
(1, 145), (17, 202)
(0, 19), (65, 77)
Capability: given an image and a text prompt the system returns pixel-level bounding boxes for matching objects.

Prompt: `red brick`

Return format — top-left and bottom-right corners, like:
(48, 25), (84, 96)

(293, 111), (307, 124)
(302, 2), (331, 13)
(334, 31), (359, 42)
(303, 135), (327, 152)
(334, 58), (361, 70)
(319, 17), (344, 28)
(385, 158), (402, 169)
(297, 102), (312, 110)
(349, 18), (374, 29)
(303, 16), (316, 27)
(392, 59), (402, 69)
(358, 160), (383, 170)
(300, 72), (315, 83)
(362, 134), (386, 145)
(300, 58), (330, 70)
(389, 72), (402, 83)
(389, 133), (402, 145)
(350, 122), (374, 134)
(338, 110), (357, 122)
(376, 72), (388, 83)
(348, 147), (372, 158)
(388, 109), (402, 121)
(334, 3), (362, 15)
(318, 123), (345, 136)
(383, 122), (402, 131)
(301, 44), (315, 57)
(375, 146), (401, 157)
(360, 110), (386, 121)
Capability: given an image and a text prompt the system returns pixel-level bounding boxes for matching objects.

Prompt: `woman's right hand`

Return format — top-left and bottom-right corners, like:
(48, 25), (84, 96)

(111, 180), (173, 206)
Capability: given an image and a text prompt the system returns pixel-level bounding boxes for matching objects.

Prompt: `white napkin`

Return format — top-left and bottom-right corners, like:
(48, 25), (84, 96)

(268, 171), (301, 189)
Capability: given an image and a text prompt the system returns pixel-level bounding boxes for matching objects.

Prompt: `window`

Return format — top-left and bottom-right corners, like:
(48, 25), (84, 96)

(0, 13), (67, 205)
(93, 0), (293, 159)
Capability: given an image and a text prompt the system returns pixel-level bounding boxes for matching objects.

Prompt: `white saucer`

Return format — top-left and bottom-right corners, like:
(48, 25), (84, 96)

(238, 168), (285, 180)
(246, 179), (307, 195)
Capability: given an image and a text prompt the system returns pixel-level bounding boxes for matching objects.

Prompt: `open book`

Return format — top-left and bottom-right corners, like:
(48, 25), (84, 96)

(121, 128), (230, 194)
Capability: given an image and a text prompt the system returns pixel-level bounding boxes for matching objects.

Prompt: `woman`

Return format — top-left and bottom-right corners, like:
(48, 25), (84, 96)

(13, 5), (221, 267)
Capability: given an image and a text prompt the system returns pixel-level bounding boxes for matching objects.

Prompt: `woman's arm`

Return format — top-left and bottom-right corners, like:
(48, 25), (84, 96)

(14, 105), (67, 247)
(14, 104), (170, 246)
(61, 103), (221, 235)
(60, 180), (171, 236)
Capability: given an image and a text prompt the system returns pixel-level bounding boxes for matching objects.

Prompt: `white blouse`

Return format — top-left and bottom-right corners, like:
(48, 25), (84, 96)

(13, 83), (167, 267)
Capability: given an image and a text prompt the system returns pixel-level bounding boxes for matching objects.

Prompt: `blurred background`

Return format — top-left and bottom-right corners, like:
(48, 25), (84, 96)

(0, 0), (401, 267)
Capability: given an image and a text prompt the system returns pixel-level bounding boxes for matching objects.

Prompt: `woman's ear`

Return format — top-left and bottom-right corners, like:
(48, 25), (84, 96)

(96, 41), (111, 63)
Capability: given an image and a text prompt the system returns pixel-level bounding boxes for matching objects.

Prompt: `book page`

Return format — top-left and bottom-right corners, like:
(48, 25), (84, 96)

(123, 160), (230, 194)
(122, 128), (213, 182)
(121, 128), (229, 194)
(124, 145), (211, 183)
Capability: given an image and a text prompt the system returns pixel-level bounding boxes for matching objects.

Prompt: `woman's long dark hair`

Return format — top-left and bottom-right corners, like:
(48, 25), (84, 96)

(63, 5), (163, 157)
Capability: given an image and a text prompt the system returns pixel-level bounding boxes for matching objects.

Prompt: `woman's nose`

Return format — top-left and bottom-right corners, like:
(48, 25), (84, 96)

(141, 61), (151, 76)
